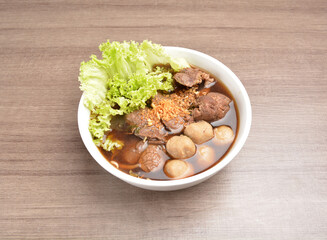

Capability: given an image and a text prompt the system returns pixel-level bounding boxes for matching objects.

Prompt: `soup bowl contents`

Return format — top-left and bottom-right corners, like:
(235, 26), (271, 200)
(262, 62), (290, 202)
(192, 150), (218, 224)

(78, 40), (251, 190)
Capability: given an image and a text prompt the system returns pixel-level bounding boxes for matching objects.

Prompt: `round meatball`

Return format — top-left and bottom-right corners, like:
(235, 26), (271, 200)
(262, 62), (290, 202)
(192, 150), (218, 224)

(139, 145), (165, 172)
(166, 135), (196, 159)
(184, 121), (214, 144)
(197, 146), (215, 168)
(213, 125), (234, 144)
(164, 160), (193, 179)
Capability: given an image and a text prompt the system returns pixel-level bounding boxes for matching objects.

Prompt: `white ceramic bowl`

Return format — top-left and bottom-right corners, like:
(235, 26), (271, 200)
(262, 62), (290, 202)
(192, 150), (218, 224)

(78, 47), (252, 191)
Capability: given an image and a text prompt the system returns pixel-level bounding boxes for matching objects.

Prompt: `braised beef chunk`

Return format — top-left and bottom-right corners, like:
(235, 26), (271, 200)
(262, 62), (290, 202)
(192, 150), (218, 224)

(207, 92), (231, 105)
(162, 116), (185, 134)
(173, 68), (203, 87)
(192, 95), (216, 121)
(139, 145), (166, 172)
(136, 124), (168, 143)
(125, 108), (148, 127)
(193, 92), (231, 122)
(173, 68), (216, 88)
(125, 108), (168, 142)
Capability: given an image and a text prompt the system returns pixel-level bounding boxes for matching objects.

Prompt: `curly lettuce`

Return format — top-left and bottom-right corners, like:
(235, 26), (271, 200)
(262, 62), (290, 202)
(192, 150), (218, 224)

(79, 40), (190, 151)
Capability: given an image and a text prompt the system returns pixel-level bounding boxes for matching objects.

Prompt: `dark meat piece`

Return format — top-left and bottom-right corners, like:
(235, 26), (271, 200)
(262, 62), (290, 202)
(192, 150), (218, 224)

(125, 108), (168, 142)
(125, 108), (149, 127)
(192, 92), (231, 122)
(136, 125), (167, 143)
(173, 68), (203, 87)
(208, 92), (231, 108)
(173, 68), (216, 88)
(153, 93), (188, 134)
(118, 140), (148, 165)
(162, 116), (185, 134)
(139, 145), (166, 172)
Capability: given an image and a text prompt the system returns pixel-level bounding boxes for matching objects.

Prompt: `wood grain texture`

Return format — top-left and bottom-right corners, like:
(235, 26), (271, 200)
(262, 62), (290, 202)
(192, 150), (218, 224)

(0, 0), (327, 239)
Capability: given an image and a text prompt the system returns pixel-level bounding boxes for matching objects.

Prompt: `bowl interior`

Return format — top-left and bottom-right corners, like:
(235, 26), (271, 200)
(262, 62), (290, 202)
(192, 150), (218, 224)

(78, 46), (251, 189)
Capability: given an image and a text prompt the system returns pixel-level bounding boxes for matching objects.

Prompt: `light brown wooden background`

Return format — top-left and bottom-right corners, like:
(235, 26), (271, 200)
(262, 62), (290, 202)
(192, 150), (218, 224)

(1, 0), (326, 239)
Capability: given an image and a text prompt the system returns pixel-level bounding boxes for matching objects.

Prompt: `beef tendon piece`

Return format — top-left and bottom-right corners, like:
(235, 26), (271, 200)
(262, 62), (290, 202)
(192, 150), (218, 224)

(192, 92), (231, 122)
(139, 145), (166, 172)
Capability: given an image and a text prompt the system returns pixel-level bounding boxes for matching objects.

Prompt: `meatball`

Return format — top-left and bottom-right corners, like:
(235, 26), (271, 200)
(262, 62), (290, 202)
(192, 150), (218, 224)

(213, 126), (235, 144)
(139, 145), (166, 172)
(197, 146), (215, 168)
(184, 121), (214, 144)
(164, 160), (193, 179)
(166, 135), (196, 159)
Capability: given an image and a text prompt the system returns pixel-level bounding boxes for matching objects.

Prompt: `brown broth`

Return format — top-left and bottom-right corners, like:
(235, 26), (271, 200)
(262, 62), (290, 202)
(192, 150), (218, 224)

(98, 67), (239, 180)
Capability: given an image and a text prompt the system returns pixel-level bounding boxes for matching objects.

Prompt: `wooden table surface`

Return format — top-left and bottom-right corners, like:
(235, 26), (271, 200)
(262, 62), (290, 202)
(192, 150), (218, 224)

(1, 0), (327, 239)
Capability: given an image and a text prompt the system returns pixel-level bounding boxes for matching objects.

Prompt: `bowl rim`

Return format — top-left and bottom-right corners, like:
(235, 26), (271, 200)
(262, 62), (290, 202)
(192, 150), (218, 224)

(78, 46), (252, 188)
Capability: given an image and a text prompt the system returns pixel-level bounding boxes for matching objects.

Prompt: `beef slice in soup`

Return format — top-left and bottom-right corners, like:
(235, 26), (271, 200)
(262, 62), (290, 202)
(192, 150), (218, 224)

(193, 92), (231, 122)
(174, 68), (203, 87)
(173, 68), (216, 88)
(126, 108), (168, 142)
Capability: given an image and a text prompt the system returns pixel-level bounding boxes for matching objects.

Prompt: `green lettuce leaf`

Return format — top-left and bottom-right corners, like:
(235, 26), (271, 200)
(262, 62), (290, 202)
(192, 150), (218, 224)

(140, 40), (190, 71)
(78, 56), (108, 110)
(78, 40), (190, 151)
